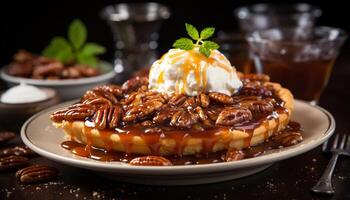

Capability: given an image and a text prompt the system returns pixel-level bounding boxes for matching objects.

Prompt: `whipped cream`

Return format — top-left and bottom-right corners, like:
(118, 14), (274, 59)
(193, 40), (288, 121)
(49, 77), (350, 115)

(148, 48), (242, 96)
(1, 83), (48, 104)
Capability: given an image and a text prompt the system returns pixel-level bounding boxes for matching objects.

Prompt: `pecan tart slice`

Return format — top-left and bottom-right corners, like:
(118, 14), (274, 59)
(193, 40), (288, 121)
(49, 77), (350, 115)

(51, 73), (293, 156)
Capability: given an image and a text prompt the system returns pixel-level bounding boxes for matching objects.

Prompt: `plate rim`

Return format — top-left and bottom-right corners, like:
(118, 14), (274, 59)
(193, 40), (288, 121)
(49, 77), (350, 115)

(21, 100), (335, 175)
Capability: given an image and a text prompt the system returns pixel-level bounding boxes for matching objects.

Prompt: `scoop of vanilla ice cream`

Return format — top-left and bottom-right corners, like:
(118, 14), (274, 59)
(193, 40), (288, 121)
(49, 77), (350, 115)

(148, 48), (242, 96)
(1, 84), (48, 103)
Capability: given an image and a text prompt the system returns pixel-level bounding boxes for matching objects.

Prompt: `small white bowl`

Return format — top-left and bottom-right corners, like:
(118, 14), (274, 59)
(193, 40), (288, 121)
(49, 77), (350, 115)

(1, 61), (116, 100)
(0, 87), (60, 129)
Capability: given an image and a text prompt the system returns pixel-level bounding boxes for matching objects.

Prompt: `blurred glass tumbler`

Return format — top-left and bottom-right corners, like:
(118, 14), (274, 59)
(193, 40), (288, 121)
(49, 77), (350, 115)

(216, 32), (254, 73)
(247, 27), (347, 104)
(232, 3), (321, 74)
(234, 3), (322, 33)
(101, 3), (170, 80)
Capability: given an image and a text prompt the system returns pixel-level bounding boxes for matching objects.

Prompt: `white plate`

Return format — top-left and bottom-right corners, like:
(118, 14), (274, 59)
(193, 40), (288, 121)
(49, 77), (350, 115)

(21, 100), (335, 185)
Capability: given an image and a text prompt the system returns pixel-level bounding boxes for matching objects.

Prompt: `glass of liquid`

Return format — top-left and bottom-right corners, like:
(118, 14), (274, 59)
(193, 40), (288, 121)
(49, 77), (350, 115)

(232, 3), (322, 74)
(246, 26), (347, 104)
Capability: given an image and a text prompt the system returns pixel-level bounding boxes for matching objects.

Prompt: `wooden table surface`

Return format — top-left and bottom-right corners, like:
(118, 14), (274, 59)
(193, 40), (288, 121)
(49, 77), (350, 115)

(1, 47), (350, 200)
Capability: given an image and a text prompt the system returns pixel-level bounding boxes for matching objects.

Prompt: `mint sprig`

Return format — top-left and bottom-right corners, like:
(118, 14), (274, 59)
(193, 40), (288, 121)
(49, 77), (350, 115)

(42, 19), (106, 67)
(173, 23), (219, 57)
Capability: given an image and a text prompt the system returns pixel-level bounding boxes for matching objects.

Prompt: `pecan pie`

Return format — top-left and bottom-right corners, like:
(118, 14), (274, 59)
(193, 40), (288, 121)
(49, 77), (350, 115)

(51, 73), (293, 156)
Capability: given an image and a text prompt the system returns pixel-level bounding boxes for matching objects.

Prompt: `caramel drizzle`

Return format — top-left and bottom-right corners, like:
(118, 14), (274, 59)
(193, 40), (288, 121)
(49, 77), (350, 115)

(155, 49), (234, 94)
(60, 121), (302, 165)
(67, 100), (289, 157)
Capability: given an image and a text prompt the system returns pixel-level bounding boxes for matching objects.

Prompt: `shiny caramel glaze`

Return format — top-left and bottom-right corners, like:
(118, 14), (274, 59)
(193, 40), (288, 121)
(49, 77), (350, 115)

(52, 73), (293, 156)
(61, 121), (303, 165)
(59, 95), (287, 156)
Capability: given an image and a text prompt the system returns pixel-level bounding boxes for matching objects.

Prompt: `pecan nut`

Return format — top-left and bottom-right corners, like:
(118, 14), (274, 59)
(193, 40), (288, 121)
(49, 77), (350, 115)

(170, 110), (198, 128)
(75, 64), (99, 77)
(0, 131), (16, 144)
(82, 85), (123, 104)
(249, 101), (274, 114)
(209, 92), (234, 104)
(123, 100), (163, 122)
(239, 98), (275, 114)
(121, 76), (148, 94)
(129, 156), (172, 166)
(240, 73), (270, 82)
(0, 155), (28, 171)
(224, 149), (245, 162)
(32, 61), (64, 78)
(239, 82), (273, 97)
(272, 132), (303, 147)
(7, 62), (34, 77)
(51, 103), (94, 122)
(195, 93), (210, 108)
(216, 107), (252, 126)
(92, 105), (122, 129)
(0, 146), (36, 157)
(182, 97), (197, 108)
(16, 165), (58, 184)
(194, 106), (208, 121)
(169, 94), (187, 106)
(82, 97), (112, 107)
(206, 106), (224, 121)
(13, 50), (34, 62)
(153, 106), (180, 124)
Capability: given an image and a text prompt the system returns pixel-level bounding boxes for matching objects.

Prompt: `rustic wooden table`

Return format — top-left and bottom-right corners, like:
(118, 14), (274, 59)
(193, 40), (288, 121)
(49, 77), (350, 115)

(1, 47), (349, 200)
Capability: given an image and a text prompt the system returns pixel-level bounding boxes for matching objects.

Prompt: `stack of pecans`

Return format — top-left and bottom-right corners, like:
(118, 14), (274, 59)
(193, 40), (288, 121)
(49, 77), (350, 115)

(51, 74), (280, 132)
(7, 50), (99, 80)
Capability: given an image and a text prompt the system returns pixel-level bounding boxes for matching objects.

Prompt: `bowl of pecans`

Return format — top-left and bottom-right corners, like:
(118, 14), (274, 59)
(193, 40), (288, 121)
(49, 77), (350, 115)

(0, 19), (116, 100)
(0, 52), (116, 100)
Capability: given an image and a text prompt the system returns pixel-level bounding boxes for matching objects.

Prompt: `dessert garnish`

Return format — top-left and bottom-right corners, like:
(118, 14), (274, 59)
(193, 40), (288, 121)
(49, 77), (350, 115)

(1, 83), (48, 104)
(173, 23), (219, 57)
(42, 19), (106, 67)
(51, 23), (303, 166)
(150, 23), (242, 96)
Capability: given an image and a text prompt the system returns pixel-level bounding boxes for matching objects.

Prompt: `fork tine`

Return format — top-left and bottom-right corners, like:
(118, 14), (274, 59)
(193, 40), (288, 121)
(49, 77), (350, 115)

(332, 134), (339, 149)
(322, 139), (329, 151)
(346, 134), (350, 151)
(339, 134), (347, 149)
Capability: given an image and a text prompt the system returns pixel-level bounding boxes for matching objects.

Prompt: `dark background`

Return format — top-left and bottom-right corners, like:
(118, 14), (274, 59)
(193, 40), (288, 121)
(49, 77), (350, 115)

(0, 0), (348, 67)
(1, 1), (350, 199)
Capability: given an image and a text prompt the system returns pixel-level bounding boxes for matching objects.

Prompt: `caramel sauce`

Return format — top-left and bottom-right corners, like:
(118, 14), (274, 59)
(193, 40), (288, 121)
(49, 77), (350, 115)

(61, 122), (302, 165)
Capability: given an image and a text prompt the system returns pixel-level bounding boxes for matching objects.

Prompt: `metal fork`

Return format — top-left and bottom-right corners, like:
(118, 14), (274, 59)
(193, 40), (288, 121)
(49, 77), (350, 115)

(312, 133), (350, 194)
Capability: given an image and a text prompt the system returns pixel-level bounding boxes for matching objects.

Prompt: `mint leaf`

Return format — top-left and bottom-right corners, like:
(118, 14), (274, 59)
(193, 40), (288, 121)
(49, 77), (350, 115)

(77, 54), (98, 67)
(42, 36), (73, 62)
(200, 27), (215, 40)
(68, 19), (87, 50)
(185, 23), (199, 40)
(56, 49), (74, 62)
(172, 23), (220, 57)
(173, 38), (194, 50)
(203, 41), (219, 50)
(199, 46), (210, 57)
(80, 43), (106, 56)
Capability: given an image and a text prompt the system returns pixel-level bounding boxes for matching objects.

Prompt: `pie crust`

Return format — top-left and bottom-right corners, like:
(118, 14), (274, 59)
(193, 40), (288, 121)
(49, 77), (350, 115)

(51, 75), (293, 156)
